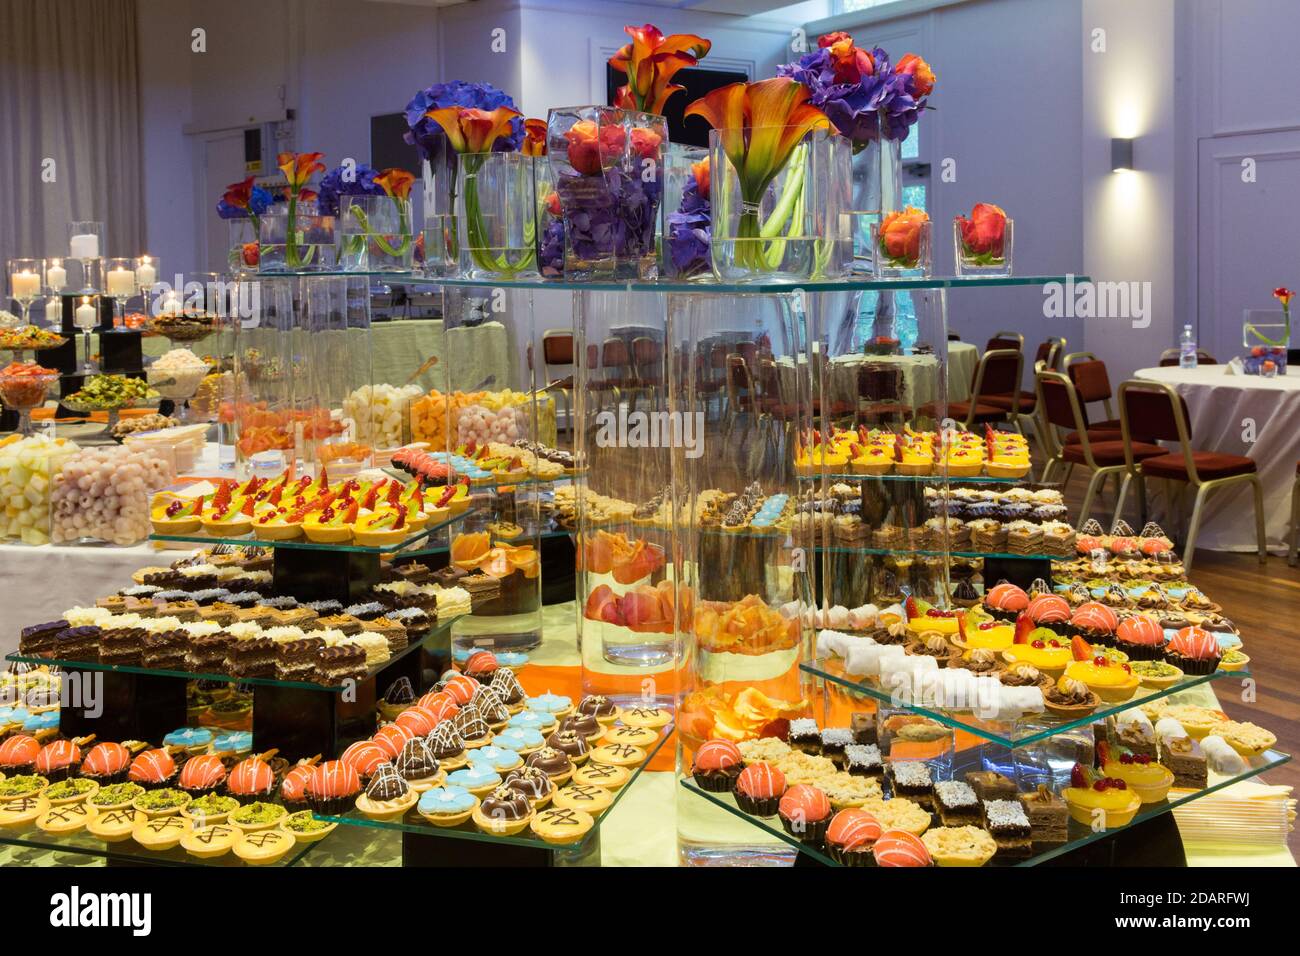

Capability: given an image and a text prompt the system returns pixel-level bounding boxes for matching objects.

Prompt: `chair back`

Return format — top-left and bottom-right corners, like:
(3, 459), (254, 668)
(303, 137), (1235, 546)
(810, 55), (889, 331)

(586, 343), (599, 371)
(1033, 336), (1066, 371)
(1067, 357), (1112, 405)
(602, 338), (631, 381)
(1118, 380), (1191, 444)
(1158, 348), (1218, 367)
(1035, 370), (1091, 463)
(632, 336), (663, 385)
(542, 330), (574, 367)
(986, 334), (1023, 353)
(971, 349), (1023, 402)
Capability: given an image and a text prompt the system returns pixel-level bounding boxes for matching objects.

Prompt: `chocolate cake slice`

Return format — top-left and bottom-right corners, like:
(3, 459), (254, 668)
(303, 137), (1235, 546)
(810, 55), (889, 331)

(317, 644), (366, 685)
(276, 637), (325, 681)
(19, 620), (67, 656)
(99, 626), (146, 666)
(188, 634), (233, 674)
(225, 637), (276, 678)
(140, 630), (188, 670)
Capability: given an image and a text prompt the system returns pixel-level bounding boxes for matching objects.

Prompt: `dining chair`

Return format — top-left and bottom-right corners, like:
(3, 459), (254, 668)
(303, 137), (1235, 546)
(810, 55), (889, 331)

(1036, 371), (1165, 521)
(540, 329), (576, 437)
(944, 349), (1023, 431)
(986, 331), (1024, 352)
(1062, 351), (1122, 440)
(1289, 462), (1300, 566)
(1115, 380), (1266, 574)
(1158, 348), (1218, 367)
(986, 336), (1066, 432)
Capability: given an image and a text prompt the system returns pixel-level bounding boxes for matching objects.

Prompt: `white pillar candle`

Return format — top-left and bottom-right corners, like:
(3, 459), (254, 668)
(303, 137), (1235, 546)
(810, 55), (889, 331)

(44, 298), (62, 324)
(45, 263), (67, 291)
(106, 268), (135, 297)
(70, 233), (99, 259)
(11, 270), (41, 299)
(75, 298), (97, 329)
(135, 258), (156, 288)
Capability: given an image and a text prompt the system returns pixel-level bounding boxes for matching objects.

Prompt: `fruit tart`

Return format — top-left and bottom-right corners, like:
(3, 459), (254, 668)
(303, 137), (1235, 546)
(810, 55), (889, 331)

(150, 494), (204, 535)
(1062, 762), (1141, 827)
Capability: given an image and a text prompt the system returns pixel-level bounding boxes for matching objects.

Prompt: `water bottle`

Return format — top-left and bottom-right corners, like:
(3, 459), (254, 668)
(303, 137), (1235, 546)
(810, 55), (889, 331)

(1179, 325), (1198, 369)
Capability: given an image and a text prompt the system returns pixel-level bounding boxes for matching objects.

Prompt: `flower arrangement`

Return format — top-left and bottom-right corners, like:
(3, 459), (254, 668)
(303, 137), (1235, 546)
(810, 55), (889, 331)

(779, 32), (934, 147)
(684, 77), (834, 277)
(338, 168), (416, 271)
(954, 202), (1012, 275)
(217, 177), (276, 270)
(874, 205), (931, 274)
(609, 24), (712, 115)
(666, 156), (711, 279)
(270, 151), (328, 270)
(423, 104), (537, 278)
(317, 163), (385, 217)
(1243, 286), (1293, 375)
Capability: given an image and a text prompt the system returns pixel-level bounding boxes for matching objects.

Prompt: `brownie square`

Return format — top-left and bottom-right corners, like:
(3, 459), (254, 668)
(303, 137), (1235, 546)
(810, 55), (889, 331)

(887, 760), (934, 809)
(820, 728), (853, 765)
(844, 743), (883, 778)
(788, 718), (821, 754)
(933, 780), (982, 826)
(983, 798), (1033, 859)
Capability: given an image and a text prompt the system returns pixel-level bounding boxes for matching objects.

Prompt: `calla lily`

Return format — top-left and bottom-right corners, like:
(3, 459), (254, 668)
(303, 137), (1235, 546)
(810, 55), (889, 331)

(685, 78), (831, 201)
(423, 105), (522, 154)
(277, 151), (326, 193)
(522, 118), (548, 156)
(373, 168), (415, 199)
(610, 24), (712, 115)
(691, 157), (710, 200)
(1274, 287), (1294, 309)
(223, 176), (257, 211)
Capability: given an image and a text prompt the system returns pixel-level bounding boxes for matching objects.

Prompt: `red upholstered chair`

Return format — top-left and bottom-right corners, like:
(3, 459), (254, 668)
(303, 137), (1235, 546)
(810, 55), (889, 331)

(986, 336), (1067, 429)
(1036, 371), (1165, 522)
(985, 331), (1024, 352)
(540, 329), (576, 436)
(947, 349), (1023, 430)
(1115, 380), (1266, 573)
(1062, 351), (1122, 441)
(1158, 348), (1218, 367)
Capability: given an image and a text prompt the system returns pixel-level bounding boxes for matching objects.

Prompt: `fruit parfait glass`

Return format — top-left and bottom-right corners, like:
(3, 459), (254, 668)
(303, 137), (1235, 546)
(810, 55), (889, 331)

(0, 362), (59, 437)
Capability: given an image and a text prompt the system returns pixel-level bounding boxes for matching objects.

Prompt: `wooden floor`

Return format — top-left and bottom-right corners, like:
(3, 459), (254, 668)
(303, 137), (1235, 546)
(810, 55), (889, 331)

(1055, 456), (1300, 856)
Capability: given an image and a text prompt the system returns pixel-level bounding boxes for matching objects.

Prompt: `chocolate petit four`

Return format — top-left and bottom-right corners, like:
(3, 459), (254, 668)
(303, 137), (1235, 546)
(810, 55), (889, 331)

(788, 718), (822, 754)
(887, 761), (934, 810)
(844, 744), (883, 778)
(964, 769), (1018, 802)
(983, 798), (1033, 859)
(1018, 785), (1069, 849)
(933, 780), (981, 826)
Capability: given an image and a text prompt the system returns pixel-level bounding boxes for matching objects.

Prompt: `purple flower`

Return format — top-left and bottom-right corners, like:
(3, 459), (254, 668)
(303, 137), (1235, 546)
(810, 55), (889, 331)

(403, 81), (524, 159)
(539, 219), (565, 278)
(666, 173), (710, 277)
(216, 185), (276, 220)
(553, 166), (660, 264)
(317, 163), (385, 217)
(779, 45), (924, 145)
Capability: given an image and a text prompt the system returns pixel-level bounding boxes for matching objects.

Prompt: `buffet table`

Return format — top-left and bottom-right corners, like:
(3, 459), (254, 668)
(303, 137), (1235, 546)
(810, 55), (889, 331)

(1134, 366), (1300, 552)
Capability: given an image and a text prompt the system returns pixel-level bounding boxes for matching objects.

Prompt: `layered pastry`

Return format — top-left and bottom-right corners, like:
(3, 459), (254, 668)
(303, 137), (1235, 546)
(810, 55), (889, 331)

(1018, 785), (1068, 849)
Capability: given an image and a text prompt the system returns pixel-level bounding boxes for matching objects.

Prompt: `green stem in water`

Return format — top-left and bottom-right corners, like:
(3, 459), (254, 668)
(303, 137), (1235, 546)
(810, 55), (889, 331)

(462, 155), (536, 277)
(1245, 306), (1291, 347)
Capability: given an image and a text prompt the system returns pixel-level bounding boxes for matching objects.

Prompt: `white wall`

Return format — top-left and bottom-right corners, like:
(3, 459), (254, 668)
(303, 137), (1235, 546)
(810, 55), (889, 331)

(808, 0), (1086, 363)
(1080, 0), (1177, 381)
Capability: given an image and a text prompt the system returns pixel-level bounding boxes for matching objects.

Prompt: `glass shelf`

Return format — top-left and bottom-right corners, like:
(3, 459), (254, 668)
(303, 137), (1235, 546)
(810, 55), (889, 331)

(816, 545), (1060, 561)
(802, 656), (1249, 748)
(318, 722), (674, 850)
(681, 745), (1291, 867)
(5, 619), (456, 694)
(799, 472), (1032, 484)
(250, 272), (1088, 295)
(149, 506), (477, 554)
(0, 819), (325, 867)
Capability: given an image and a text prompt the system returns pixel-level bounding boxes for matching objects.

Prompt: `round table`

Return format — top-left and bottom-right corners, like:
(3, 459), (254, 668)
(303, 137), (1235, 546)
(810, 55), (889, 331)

(1134, 365), (1300, 552)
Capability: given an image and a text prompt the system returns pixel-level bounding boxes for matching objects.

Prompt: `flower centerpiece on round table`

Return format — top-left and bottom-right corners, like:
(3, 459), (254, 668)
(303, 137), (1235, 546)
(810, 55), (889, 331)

(1242, 286), (1293, 376)
(217, 176), (276, 273)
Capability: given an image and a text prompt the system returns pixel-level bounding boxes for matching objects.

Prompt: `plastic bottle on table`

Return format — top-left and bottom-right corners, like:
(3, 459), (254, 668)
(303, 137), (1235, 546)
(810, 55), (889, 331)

(1179, 325), (1198, 369)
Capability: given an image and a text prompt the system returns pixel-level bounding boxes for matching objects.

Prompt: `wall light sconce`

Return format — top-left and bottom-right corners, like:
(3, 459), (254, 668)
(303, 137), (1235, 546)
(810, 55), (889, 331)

(1111, 138), (1134, 171)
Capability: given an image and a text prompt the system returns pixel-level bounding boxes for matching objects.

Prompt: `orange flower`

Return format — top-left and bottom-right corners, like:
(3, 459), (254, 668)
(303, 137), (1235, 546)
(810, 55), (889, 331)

(373, 168), (415, 199)
(1274, 287), (1294, 309)
(879, 206), (929, 263)
(691, 156), (710, 200)
(609, 23), (712, 115)
(423, 105), (522, 154)
(522, 118), (548, 156)
(955, 202), (1006, 257)
(277, 152), (325, 192)
(895, 53), (936, 97)
(563, 119), (628, 175)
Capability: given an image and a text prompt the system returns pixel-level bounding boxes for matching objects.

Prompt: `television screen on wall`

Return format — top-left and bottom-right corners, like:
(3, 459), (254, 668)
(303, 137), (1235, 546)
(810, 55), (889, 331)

(370, 112), (421, 176)
(605, 65), (749, 147)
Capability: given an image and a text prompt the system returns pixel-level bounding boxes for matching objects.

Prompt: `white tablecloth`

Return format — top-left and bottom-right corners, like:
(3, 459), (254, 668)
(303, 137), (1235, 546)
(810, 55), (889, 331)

(1134, 366), (1300, 552)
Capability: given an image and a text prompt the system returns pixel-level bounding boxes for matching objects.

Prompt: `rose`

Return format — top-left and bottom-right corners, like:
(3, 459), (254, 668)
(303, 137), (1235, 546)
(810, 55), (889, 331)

(895, 53), (936, 97)
(956, 202), (1007, 258)
(691, 157), (710, 200)
(564, 120), (634, 175)
(630, 126), (662, 161)
(818, 31), (875, 85)
(879, 206), (929, 264)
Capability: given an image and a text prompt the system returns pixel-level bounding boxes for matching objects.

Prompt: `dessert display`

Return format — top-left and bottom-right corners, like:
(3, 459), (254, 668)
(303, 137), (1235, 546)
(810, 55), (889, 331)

(62, 374), (158, 412)
(795, 425), (1031, 480)
(50, 445), (173, 545)
(0, 434), (80, 544)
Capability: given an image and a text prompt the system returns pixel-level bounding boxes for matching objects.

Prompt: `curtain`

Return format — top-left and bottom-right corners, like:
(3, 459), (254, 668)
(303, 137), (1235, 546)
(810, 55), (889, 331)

(0, 0), (143, 296)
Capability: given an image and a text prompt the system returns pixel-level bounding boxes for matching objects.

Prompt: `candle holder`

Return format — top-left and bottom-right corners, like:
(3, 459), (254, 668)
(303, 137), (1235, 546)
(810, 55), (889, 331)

(104, 257), (137, 329)
(7, 258), (44, 325)
(134, 255), (158, 315)
(68, 221), (104, 292)
(74, 294), (101, 373)
(44, 257), (68, 295)
(41, 295), (63, 328)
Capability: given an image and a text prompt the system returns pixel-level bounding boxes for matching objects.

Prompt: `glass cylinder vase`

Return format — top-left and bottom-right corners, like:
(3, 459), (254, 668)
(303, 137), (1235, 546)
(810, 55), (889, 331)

(258, 207), (336, 274)
(661, 144), (711, 282)
(339, 195), (415, 273)
(420, 140), (459, 278)
(546, 106), (666, 281)
(535, 159), (565, 280)
(872, 216), (932, 278)
(848, 116), (903, 271)
(709, 127), (850, 283)
(1242, 309), (1289, 375)
(228, 219), (259, 274)
(455, 152), (538, 280)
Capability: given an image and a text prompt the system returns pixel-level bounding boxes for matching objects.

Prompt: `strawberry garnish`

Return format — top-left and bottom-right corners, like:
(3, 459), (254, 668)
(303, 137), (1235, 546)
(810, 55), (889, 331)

(361, 481), (383, 511)
(904, 596), (918, 620)
(386, 480), (402, 507)
(344, 498), (360, 523)
(240, 496), (255, 516)
(393, 504), (407, 530)
(1070, 763), (1087, 789)
(1013, 613), (1033, 644)
(1095, 740), (1111, 769)
(1071, 635), (1094, 661)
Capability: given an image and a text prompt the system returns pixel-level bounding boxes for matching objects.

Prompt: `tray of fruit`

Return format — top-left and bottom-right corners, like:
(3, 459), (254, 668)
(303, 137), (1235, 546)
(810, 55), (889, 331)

(62, 375), (159, 412)
(0, 361), (60, 408)
(0, 325), (68, 351)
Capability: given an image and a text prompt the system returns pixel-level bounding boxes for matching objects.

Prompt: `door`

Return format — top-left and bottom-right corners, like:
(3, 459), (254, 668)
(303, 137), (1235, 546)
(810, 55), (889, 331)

(200, 131), (251, 274)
